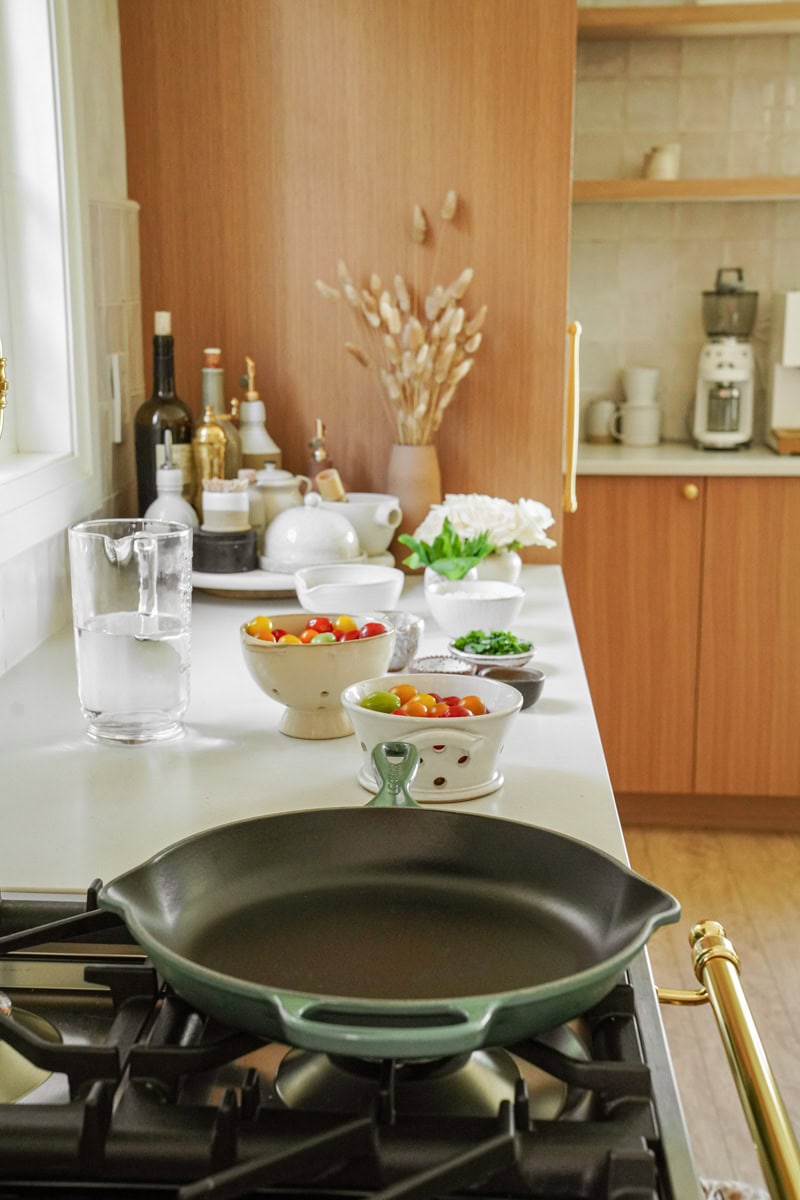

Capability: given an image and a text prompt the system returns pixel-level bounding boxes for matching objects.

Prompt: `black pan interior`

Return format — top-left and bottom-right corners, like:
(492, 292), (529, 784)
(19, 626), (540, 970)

(117, 807), (670, 1002)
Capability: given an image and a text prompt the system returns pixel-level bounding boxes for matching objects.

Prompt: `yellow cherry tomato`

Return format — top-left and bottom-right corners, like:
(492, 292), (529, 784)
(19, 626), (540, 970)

(461, 694), (486, 716)
(246, 615), (274, 639)
(277, 633), (302, 644)
(411, 693), (437, 710)
(334, 614), (358, 633)
(390, 684), (417, 705)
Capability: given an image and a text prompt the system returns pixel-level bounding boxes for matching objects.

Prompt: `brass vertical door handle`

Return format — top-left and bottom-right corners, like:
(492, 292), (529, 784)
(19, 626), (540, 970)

(563, 321), (582, 514)
(0, 337), (7, 442)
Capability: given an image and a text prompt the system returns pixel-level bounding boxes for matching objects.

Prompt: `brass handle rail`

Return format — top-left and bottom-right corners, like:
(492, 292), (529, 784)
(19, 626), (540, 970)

(657, 920), (800, 1200)
(563, 321), (581, 515)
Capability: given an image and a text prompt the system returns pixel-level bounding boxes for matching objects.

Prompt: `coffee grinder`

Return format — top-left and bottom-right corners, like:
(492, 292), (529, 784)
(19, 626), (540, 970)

(693, 268), (757, 450)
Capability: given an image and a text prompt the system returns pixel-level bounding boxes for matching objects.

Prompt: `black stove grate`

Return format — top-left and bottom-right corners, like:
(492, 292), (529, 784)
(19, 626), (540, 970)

(0, 886), (671, 1200)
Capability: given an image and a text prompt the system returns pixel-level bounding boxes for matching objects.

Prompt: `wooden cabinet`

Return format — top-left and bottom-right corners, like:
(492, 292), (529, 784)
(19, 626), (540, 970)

(562, 475), (800, 821)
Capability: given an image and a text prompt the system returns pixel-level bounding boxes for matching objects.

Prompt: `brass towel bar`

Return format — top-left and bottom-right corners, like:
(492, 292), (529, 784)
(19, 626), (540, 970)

(657, 920), (800, 1200)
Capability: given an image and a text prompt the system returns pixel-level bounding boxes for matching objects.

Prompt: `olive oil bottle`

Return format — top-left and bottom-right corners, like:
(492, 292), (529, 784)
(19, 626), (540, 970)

(134, 312), (194, 515)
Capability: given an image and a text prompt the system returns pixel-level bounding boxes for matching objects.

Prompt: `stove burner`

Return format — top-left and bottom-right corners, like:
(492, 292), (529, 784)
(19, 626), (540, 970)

(269, 1023), (594, 1120)
(0, 997), (60, 1103)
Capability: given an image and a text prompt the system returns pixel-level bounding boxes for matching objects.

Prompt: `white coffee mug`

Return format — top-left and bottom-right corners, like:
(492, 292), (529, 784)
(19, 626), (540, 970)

(585, 397), (617, 444)
(622, 366), (660, 407)
(610, 404), (662, 448)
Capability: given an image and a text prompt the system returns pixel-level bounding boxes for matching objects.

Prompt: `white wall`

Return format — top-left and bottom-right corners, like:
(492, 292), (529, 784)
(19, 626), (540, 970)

(0, 1), (142, 675)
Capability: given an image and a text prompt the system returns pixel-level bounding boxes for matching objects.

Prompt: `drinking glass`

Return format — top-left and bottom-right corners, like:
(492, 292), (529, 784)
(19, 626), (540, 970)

(67, 518), (192, 743)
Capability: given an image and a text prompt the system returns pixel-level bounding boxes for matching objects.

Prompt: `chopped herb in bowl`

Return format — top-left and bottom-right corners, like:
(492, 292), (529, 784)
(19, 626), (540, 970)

(452, 630), (532, 657)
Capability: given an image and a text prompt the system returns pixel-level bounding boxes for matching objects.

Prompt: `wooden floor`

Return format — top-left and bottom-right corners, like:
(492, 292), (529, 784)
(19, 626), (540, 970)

(625, 825), (800, 1192)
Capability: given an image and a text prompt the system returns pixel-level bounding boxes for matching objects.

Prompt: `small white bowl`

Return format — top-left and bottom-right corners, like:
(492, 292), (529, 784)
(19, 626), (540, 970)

(448, 640), (535, 670)
(424, 578), (525, 640)
(341, 672), (522, 802)
(294, 564), (404, 613)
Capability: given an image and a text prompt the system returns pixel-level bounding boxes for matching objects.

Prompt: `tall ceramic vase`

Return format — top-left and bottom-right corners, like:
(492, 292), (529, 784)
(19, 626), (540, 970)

(386, 444), (442, 558)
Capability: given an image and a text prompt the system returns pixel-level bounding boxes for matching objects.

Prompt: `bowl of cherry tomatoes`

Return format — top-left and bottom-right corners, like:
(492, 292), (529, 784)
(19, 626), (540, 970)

(341, 672), (522, 802)
(241, 612), (395, 740)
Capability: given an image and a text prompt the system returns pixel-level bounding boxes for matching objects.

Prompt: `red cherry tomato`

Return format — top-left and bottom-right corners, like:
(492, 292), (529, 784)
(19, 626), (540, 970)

(339, 629), (361, 641)
(271, 629), (287, 642)
(359, 621), (387, 639)
(446, 705), (471, 717)
(306, 616), (334, 634)
(442, 696), (462, 707)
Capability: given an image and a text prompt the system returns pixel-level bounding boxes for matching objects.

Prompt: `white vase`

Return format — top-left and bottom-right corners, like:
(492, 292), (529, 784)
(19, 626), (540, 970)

(474, 550), (522, 584)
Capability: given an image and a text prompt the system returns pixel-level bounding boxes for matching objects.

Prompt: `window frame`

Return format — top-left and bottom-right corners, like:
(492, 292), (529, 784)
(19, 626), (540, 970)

(0, 0), (101, 564)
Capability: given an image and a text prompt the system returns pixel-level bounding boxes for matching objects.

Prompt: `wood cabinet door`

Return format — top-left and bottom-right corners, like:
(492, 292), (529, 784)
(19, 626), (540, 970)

(695, 477), (800, 797)
(562, 476), (704, 794)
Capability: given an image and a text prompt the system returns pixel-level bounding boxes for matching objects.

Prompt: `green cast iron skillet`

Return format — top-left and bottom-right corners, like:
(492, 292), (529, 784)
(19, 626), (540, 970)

(99, 743), (679, 1059)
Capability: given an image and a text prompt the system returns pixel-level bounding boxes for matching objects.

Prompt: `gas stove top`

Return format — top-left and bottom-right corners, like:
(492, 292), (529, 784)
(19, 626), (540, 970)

(0, 886), (701, 1200)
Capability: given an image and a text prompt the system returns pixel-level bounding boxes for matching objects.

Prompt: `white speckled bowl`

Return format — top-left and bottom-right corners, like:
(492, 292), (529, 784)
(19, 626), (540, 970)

(423, 578), (525, 640)
(341, 672), (522, 802)
(241, 613), (395, 739)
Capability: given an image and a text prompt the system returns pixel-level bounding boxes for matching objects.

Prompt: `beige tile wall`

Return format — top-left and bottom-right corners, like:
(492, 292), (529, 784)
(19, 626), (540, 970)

(0, 201), (141, 676)
(570, 31), (800, 442)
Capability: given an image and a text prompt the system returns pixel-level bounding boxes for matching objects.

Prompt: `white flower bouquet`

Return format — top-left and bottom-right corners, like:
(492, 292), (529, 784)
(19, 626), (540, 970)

(399, 493), (556, 580)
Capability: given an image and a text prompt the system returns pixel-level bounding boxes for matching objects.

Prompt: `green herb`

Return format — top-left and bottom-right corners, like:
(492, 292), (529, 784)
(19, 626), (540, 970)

(452, 629), (532, 656)
(397, 518), (495, 580)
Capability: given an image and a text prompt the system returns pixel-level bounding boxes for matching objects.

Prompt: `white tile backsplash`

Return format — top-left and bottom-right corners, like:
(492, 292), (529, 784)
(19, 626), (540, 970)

(570, 26), (800, 445)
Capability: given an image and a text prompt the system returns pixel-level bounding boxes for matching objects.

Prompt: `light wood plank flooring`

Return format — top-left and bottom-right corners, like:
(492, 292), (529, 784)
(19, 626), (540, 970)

(625, 826), (800, 1192)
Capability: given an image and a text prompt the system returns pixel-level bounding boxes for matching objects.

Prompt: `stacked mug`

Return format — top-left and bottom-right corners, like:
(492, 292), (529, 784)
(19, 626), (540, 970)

(586, 367), (662, 448)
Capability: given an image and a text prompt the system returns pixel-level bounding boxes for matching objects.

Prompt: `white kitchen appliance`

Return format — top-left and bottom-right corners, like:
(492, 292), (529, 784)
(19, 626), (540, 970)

(766, 290), (800, 455)
(693, 268), (757, 450)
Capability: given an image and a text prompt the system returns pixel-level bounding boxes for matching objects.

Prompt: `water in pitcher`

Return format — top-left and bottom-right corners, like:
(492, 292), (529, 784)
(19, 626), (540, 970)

(75, 611), (190, 743)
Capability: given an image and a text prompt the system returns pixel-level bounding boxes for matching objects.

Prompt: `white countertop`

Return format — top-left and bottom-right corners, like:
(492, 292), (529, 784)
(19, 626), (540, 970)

(579, 439), (800, 476)
(0, 566), (624, 890)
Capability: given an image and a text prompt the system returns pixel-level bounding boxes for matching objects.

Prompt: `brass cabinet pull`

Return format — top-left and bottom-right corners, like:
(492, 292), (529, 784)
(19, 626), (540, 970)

(563, 321), (581, 514)
(682, 482), (699, 501)
(657, 920), (800, 1200)
(0, 339), (7, 443)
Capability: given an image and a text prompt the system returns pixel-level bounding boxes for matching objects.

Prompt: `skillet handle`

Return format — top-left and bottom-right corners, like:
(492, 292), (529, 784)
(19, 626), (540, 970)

(367, 742), (422, 808)
(272, 993), (497, 1059)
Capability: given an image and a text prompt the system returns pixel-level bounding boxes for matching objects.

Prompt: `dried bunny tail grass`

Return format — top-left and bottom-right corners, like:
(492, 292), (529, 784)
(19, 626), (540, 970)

(401, 349), (417, 380)
(360, 290), (378, 314)
(465, 305), (487, 337)
(403, 316), (425, 351)
(345, 342), (370, 367)
(380, 368), (402, 403)
(411, 204), (428, 244)
(394, 274), (411, 314)
(369, 273), (383, 296)
(337, 259), (354, 284)
(343, 282), (362, 308)
(464, 331), (482, 354)
(440, 189), (458, 221)
(434, 340), (456, 383)
(448, 357), (474, 386)
(450, 267), (474, 300)
(379, 292), (402, 335)
(449, 306), (465, 337)
(382, 334), (401, 365)
(315, 280), (340, 301)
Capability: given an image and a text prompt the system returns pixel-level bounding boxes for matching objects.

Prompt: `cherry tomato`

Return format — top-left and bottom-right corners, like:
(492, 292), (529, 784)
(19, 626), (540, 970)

(338, 629), (361, 641)
(271, 628), (288, 642)
(405, 700), (429, 718)
(311, 631), (337, 644)
(412, 693), (437, 710)
(299, 628), (317, 643)
(461, 695), (486, 716)
(359, 621), (387, 639)
(334, 614), (358, 633)
(430, 702), (450, 717)
(442, 696), (462, 707)
(306, 616), (334, 634)
(446, 705), (471, 717)
(245, 615), (273, 640)
(390, 684), (417, 705)
(277, 633), (302, 645)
